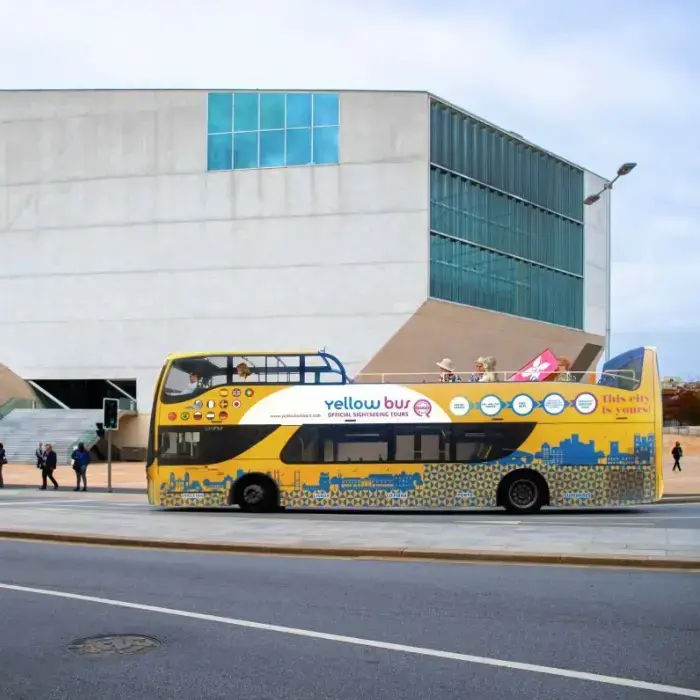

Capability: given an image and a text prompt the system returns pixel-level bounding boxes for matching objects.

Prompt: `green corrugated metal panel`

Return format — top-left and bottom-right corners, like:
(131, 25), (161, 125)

(430, 101), (584, 221)
(430, 168), (583, 276)
(429, 233), (583, 329)
(429, 99), (585, 329)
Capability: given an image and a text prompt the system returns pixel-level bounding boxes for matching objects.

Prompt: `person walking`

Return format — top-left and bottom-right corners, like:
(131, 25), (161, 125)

(672, 441), (683, 472)
(0, 442), (6, 488)
(35, 442), (45, 471)
(71, 442), (90, 491)
(40, 443), (59, 490)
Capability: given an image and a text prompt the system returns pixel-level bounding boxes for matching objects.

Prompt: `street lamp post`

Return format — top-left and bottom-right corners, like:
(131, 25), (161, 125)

(583, 162), (637, 363)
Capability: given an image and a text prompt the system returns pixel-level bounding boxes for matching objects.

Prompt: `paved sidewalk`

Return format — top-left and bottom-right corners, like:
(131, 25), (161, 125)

(0, 490), (698, 566)
(2, 458), (699, 496)
(1, 462), (147, 490)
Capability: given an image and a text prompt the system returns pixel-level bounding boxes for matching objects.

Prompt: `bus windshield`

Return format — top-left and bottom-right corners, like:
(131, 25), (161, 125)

(599, 347), (644, 391)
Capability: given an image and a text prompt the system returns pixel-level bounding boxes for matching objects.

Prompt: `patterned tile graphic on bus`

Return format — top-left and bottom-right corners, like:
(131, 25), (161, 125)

(157, 432), (656, 508)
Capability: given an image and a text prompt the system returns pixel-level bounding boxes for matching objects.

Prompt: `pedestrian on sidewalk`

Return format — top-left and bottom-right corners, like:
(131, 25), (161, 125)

(0, 442), (6, 488)
(671, 441), (683, 471)
(40, 443), (59, 490)
(71, 442), (90, 491)
(35, 442), (45, 471)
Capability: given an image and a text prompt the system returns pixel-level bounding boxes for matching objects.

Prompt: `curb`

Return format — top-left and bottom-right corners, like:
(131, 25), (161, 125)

(1, 530), (698, 570)
(4, 485), (700, 503)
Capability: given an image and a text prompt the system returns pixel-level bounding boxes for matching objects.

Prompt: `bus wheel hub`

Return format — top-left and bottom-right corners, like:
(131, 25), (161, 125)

(509, 480), (537, 508)
(243, 484), (264, 504)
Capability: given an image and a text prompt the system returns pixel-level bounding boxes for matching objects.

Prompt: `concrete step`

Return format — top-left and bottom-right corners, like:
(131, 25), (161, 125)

(0, 409), (102, 463)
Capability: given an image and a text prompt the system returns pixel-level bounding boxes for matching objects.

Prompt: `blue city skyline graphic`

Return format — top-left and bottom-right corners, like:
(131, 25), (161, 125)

(164, 469), (246, 493)
(302, 471), (424, 493)
(534, 433), (655, 466)
(162, 434), (655, 493)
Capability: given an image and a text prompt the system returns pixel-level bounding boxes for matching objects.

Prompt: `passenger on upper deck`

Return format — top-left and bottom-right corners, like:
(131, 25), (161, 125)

(479, 356), (498, 382)
(236, 362), (252, 380)
(185, 372), (205, 393)
(555, 356), (575, 382)
(436, 358), (460, 383)
(468, 358), (485, 383)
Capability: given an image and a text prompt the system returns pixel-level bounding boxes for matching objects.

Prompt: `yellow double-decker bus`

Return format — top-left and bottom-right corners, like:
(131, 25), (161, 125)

(146, 346), (662, 514)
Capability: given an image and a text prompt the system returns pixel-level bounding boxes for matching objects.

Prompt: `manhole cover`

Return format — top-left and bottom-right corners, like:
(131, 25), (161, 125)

(68, 634), (160, 657)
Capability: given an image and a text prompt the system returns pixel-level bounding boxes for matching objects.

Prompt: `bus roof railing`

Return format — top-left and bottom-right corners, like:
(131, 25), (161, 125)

(351, 370), (638, 385)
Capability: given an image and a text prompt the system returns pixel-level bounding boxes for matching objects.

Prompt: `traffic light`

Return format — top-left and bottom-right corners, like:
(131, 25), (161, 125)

(95, 422), (105, 438)
(103, 398), (119, 430)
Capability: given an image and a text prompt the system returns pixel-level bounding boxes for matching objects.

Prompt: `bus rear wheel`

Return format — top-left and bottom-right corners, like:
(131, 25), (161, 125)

(500, 472), (545, 514)
(234, 476), (277, 513)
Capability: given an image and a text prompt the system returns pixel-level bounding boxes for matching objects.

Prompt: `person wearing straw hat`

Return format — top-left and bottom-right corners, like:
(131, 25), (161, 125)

(436, 358), (459, 383)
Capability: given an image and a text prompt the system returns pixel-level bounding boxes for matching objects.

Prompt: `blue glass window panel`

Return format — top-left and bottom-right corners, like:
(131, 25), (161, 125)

(260, 130), (285, 167)
(233, 131), (259, 169)
(208, 93), (232, 134)
(234, 92), (258, 132)
(286, 93), (311, 128)
(313, 93), (339, 126)
(207, 133), (232, 170)
(260, 93), (285, 130)
(312, 126), (339, 164)
(286, 128), (311, 165)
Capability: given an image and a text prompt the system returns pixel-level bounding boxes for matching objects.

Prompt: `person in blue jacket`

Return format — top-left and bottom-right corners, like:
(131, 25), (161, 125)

(71, 442), (90, 492)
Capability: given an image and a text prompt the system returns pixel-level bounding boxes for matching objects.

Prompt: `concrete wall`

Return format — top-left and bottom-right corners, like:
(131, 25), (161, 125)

(0, 90), (430, 410)
(360, 298), (604, 380)
(582, 170), (610, 338)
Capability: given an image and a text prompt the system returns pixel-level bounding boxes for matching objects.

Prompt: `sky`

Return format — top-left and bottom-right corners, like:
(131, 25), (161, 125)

(1, 0), (698, 377)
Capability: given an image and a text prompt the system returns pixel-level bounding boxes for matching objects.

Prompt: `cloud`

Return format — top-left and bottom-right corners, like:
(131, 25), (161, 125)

(1, 0), (698, 374)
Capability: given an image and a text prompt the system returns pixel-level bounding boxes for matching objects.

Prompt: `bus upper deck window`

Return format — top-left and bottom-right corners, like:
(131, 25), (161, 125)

(162, 356), (228, 401)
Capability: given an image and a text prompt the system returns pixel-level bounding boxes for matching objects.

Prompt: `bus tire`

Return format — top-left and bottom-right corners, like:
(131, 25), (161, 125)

(498, 470), (547, 514)
(234, 474), (278, 513)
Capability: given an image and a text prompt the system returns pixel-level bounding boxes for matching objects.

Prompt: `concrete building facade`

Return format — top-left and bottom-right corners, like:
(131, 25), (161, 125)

(0, 89), (609, 450)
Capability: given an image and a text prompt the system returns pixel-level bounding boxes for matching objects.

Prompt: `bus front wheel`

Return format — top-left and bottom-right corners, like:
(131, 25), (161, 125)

(234, 475), (278, 513)
(499, 471), (547, 514)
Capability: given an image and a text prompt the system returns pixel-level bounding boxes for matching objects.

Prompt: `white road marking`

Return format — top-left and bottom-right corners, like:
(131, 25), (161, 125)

(0, 583), (698, 697)
(0, 499), (100, 507)
(453, 520), (522, 525)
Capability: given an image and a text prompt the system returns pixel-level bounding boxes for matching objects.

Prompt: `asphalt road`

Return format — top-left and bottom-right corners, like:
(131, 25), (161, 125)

(0, 540), (699, 699)
(1, 489), (700, 529)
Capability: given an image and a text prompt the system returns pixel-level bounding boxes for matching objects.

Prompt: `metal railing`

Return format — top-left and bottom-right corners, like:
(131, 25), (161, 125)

(352, 370), (637, 385)
(0, 397), (40, 420)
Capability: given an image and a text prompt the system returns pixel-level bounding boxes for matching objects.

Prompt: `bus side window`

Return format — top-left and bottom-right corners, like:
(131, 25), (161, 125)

(323, 438), (334, 462)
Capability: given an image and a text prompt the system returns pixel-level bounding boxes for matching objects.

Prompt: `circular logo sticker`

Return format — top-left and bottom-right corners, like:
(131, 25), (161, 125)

(542, 393), (566, 415)
(245, 388), (254, 398)
(511, 394), (535, 416)
(574, 392), (598, 415)
(232, 400), (241, 409)
(219, 399), (228, 409)
(219, 388), (228, 397)
(180, 412), (190, 420)
(449, 396), (470, 416)
(413, 399), (432, 417)
(193, 400), (203, 410)
(207, 399), (216, 409)
(233, 389), (241, 397)
(205, 411), (215, 420)
(193, 411), (202, 420)
(479, 395), (503, 417)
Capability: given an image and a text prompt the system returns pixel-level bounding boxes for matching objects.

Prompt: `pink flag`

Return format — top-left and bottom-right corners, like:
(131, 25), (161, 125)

(508, 348), (558, 382)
